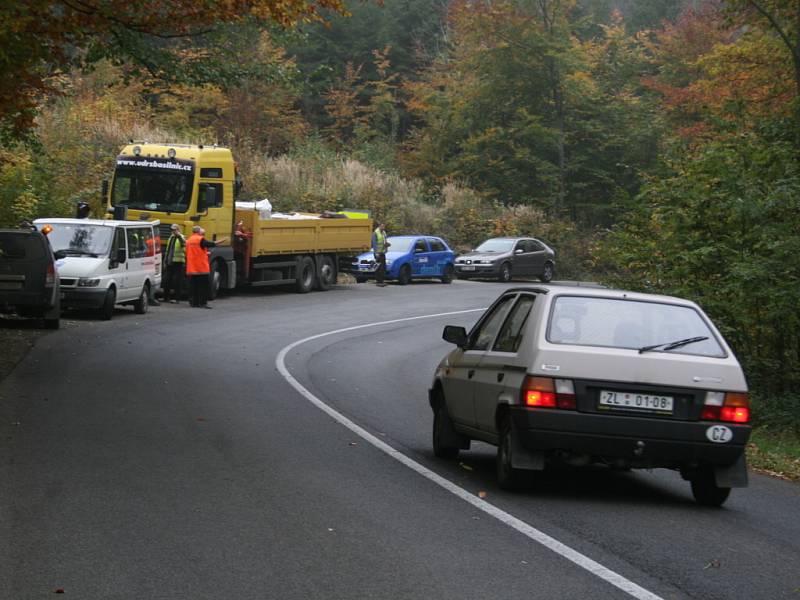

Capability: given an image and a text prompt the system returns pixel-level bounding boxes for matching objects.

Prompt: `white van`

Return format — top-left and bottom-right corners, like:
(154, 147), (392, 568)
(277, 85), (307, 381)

(34, 218), (162, 320)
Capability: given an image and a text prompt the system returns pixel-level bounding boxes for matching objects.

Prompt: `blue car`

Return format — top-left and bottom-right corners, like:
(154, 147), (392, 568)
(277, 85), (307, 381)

(350, 236), (456, 285)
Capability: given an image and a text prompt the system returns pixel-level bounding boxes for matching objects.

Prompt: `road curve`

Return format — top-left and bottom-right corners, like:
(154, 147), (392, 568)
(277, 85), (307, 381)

(1, 280), (798, 599)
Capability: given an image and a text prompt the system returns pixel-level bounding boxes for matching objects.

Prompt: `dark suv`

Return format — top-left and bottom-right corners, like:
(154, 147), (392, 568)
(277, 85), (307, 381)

(0, 227), (60, 329)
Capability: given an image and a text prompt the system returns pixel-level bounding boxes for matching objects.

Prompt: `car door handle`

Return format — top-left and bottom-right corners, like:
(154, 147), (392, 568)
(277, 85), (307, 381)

(468, 369), (475, 379)
(497, 373), (505, 382)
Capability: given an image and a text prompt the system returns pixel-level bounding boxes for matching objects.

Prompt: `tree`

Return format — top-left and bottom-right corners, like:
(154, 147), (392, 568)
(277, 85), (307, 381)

(724, 0), (800, 146)
(0, 0), (346, 137)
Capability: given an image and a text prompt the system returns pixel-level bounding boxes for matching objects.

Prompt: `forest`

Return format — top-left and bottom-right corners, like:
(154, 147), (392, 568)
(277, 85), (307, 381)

(1, 1), (799, 453)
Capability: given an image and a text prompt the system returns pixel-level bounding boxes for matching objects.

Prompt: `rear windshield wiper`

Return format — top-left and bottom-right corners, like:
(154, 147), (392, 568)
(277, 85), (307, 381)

(638, 336), (709, 354)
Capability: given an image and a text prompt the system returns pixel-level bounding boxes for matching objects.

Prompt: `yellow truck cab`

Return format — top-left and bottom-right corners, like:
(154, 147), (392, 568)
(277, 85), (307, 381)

(107, 142), (371, 295)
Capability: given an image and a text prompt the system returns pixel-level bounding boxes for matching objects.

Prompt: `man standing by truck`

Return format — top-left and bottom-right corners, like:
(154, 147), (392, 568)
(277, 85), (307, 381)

(163, 224), (186, 303)
(372, 222), (390, 287)
(185, 226), (227, 308)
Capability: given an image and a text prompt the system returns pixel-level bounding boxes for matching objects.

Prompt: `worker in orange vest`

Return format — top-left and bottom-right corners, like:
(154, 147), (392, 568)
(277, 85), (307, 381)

(185, 226), (228, 308)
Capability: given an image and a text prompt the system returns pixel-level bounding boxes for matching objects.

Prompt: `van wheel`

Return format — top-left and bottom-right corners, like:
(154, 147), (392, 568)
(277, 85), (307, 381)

(133, 284), (149, 314)
(295, 256), (315, 293)
(316, 255), (336, 291)
(690, 468), (731, 507)
(209, 261), (224, 300)
(100, 287), (116, 321)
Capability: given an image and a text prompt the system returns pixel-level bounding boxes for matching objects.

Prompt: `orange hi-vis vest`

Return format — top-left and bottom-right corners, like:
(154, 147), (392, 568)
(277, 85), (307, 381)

(185, 233), (210, 275)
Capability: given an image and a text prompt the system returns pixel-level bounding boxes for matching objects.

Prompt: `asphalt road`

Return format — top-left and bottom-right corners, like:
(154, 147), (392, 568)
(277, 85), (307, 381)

(1, 279), (799, 599)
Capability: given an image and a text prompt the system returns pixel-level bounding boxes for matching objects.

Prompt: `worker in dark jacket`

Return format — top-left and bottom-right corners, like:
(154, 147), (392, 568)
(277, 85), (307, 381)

(163, 224), (186, 303)
(185, 226), (228, 308)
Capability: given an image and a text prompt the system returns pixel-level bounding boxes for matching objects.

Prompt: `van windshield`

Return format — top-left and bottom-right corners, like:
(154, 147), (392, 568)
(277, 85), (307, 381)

(40, 223), (113, 258)
(547, 296), (725, 357)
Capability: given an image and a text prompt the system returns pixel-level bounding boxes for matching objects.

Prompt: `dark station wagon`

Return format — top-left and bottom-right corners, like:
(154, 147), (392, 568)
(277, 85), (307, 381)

(0, 226), (61, 329)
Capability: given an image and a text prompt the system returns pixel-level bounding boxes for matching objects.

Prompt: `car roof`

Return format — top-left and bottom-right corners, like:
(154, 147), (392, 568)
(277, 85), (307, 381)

(34, 218), (160, 227)
(388, 235), (446, 242)
(501, 284), (700, 308)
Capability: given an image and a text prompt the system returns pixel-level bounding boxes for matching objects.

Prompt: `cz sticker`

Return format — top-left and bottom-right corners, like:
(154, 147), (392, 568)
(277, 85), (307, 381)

(706, 425), (733, 444)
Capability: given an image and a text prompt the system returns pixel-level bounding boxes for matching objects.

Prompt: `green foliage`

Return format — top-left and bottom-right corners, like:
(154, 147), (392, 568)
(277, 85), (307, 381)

(598, 132), (800, 416)
(0, 147), (39, 227)
(403, 0), (660, 225)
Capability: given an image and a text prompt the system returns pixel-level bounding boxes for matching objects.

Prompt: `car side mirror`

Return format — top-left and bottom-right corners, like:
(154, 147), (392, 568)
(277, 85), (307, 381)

(515, 248), (524, 254)
(443, 325), (468, 347)
(116, 248), (127, 264)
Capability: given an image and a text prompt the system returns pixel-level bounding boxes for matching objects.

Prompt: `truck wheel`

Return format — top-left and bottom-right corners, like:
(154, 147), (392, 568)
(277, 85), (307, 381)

(690, 468), (731, 507)
(100, 287), (116, 321)
(316, 255), (336, 291)
(209, 261), (224, 300)
(497, 416), (523, 490)
(133, 284), (149, 314)
(295, 256), (315, 293)
(397, 264), (411, 286)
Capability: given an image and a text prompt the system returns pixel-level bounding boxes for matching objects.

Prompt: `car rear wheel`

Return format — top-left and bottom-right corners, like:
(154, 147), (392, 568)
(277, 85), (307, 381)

(690, 468), (731, 507)
(354, 276), (367, 284)
(497, 416), (523, 490)
(498, 262), (512, 283)
(432, 400), (461, 459)
(440, 264), (454, 284)
(398, 264), (411, 286)
(540, 261), (555, 283)
(100, 287), (116, 321)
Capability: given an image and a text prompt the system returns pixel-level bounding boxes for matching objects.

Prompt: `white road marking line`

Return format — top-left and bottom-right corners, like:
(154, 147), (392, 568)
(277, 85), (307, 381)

(276, 309), (664, 600)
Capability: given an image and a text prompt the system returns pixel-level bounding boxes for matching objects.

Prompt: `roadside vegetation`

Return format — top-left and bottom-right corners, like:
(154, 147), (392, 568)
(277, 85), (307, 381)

(1, 0), (798, 472)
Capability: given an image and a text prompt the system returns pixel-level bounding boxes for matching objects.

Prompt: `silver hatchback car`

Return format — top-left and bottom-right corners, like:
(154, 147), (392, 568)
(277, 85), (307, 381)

(430, 285), (751, 506)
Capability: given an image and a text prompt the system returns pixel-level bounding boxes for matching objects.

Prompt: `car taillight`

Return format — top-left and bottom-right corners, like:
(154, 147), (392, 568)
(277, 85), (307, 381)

(45, 263), (55, 286)
(521, 376), (576, 410)
(701, 391), (750, 423)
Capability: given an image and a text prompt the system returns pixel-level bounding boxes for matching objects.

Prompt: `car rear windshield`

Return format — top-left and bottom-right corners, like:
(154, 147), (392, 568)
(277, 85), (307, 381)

(547, 296), (725, 357)
(39, 223), (113, 257)
(0, 232), (45, 260)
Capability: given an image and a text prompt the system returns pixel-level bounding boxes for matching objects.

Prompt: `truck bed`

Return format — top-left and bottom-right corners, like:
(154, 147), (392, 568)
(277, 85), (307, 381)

(236, 211), (372, 256)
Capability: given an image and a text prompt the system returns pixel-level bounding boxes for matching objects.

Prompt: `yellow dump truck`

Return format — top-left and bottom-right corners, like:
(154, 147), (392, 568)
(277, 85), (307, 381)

(105, 143), (372, 295)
